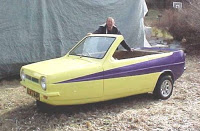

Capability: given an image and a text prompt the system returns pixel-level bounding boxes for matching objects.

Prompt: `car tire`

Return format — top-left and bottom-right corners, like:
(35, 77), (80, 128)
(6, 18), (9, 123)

(153, 75), (174, 100)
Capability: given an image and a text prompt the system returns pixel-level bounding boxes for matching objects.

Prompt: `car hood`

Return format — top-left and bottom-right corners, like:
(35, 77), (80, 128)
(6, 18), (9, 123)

(23, 57), (100, 76)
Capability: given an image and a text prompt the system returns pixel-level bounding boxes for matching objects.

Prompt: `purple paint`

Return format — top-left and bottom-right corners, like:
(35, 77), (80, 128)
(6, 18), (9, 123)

(55, 50), (185, 84)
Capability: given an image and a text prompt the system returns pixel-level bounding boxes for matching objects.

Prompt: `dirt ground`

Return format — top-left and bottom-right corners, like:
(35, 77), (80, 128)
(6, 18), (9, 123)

(0, 44), (200, 131)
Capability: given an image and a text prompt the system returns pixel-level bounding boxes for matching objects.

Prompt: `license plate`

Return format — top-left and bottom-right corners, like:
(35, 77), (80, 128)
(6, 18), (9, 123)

(27, 88), (40, 100)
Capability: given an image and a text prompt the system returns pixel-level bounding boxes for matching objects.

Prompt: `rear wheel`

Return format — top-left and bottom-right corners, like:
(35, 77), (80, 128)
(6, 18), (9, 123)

(153, 75), (174, 100)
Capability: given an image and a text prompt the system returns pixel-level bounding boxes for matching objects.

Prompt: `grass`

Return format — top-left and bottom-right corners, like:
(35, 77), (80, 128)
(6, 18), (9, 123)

(151, 27), (173, 40)
(144, 9), (173, 40)
(144, 9), (161, 26)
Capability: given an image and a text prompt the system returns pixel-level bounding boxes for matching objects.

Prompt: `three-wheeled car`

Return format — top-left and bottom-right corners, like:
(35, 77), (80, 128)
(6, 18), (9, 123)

(20, 34), (185, 109)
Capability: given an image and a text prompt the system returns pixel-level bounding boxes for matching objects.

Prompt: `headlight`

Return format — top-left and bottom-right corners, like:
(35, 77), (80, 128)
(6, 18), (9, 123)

(40, 77), (47, 90)
(20, 70), (26, 81)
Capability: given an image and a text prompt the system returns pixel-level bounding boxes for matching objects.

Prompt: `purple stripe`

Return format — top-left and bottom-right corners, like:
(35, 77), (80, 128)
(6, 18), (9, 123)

(55, 51), (185, 84)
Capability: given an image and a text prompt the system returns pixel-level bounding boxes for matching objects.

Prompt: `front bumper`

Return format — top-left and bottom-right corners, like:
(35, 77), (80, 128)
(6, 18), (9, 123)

(21, 81), (60, 105)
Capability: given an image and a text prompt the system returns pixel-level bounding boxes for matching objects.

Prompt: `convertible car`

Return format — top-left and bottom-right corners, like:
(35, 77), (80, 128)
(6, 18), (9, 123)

(20, 34), (185, 109)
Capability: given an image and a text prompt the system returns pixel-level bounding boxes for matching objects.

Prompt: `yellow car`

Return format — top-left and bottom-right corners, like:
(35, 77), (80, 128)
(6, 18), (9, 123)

(20, 34), (185, 109)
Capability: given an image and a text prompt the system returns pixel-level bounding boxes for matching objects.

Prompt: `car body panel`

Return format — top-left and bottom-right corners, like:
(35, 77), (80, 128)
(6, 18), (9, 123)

(20, 34), (185, 106)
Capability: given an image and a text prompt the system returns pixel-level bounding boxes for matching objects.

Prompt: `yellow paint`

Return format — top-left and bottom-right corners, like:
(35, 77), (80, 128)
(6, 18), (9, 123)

(20, 34), (172, 106)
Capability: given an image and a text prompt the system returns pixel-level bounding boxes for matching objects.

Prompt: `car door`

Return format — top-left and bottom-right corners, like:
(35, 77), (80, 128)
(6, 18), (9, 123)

(103, 55), (151, 98)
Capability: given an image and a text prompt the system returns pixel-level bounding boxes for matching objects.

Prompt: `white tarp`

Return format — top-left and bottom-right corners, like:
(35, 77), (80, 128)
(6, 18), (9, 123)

(0, 0), (148, 79)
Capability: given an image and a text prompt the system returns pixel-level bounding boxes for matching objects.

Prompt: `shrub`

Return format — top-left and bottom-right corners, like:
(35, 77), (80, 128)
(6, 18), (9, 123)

(155, 0), (200, 42)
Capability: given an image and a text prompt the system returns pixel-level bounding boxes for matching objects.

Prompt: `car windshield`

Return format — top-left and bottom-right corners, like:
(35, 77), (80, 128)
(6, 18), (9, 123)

(69, 36), (115, 59)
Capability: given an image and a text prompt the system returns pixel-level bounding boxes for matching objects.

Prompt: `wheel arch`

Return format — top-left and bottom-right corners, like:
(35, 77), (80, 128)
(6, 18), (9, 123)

(153, 70), (175, 100)
(158, 70), (174, 83)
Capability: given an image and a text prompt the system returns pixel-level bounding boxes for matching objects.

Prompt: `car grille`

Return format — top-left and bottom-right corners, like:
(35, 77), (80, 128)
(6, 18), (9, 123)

(26, 74), (39, 83)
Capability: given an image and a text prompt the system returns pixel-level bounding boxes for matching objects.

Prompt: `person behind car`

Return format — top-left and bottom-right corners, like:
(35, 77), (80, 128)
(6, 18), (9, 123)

(92, 17), (132, 51)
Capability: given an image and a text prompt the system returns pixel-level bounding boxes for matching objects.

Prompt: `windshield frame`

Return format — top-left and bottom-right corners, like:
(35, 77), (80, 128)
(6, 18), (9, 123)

(68, 36), (116, 59)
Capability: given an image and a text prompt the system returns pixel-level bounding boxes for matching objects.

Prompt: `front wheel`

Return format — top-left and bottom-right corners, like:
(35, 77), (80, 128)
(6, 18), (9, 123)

(153, 75), (174, 100)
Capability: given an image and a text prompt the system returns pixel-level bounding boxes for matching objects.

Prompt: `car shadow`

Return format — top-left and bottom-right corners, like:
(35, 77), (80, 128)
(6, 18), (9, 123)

(49, 93), (158, 114)
(0, 93), (160, 130)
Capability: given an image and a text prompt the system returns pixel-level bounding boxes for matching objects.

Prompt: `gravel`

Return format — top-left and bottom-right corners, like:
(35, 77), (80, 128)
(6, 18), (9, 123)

(0, 44), (199, 131)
